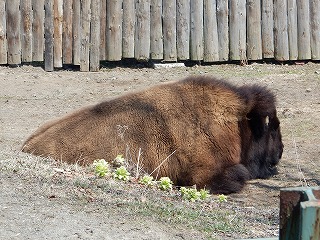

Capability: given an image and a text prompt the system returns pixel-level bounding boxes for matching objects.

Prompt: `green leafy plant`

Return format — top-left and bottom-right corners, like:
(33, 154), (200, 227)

(112, 154), (126, 167)
(217, 194), (228, 203)
(139, 175), (154, 186)
(180, 187), (210, 202)
(158, 177), (173, 191)
(113, 166), (131, 181)
(180, 187), (200, 202)
(199, 189), (210, 200)
(92, 159), (110, 177)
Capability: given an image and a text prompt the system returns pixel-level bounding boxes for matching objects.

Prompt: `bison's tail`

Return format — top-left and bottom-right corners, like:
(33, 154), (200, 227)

(21, 134), (47, 157)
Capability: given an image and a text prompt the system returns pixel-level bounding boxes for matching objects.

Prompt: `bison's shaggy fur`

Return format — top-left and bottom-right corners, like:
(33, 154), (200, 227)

(22, 76), (283, 193)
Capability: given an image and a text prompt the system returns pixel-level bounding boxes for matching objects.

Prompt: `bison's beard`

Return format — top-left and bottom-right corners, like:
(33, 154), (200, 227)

(246, 154), (280, 180)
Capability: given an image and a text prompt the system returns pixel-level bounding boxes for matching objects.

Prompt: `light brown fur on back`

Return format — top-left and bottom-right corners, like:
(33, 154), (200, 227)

(22, 76), (283, 193)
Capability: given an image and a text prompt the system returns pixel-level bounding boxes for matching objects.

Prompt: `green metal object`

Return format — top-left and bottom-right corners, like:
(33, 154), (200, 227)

(280, 186), (320, 240)
(239, 187), (320, 240)
(300, 188), (320, 240)
(239, 238), (277, 240)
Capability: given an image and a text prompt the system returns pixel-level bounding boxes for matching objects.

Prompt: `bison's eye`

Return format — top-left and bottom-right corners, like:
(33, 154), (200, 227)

(270, 117), (280, 130)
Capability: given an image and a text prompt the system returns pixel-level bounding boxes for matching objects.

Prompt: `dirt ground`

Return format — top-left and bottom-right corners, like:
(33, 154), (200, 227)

(0, 62), (319, 239)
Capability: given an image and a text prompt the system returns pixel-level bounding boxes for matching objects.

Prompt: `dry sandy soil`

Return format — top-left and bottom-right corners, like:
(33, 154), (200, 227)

(0, 62), (319, 239)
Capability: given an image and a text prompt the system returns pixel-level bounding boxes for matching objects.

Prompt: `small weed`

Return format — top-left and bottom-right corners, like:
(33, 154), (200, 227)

(139, 175), (155, 186)
(113, 166), (131, 181)
(199, 189), (210, 200)
(180, 187), (210, 202)
(92, 159), (110, 177)
(180, 187), (201, 202)
(158, 177), (173, 191)
(217, 194), (228, 203)
(112, 154), (126, 167)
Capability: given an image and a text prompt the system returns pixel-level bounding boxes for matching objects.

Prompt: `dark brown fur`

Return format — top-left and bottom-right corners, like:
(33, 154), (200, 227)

(22, 76), (283, 193)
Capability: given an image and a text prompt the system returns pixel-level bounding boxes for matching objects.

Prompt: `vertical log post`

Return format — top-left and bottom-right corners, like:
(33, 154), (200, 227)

(0, 0), (7, 64)
(274, 0), (289, 61)
(150, 0), (163, 60)
(44, 0), (54, 71)
(73, 0), (81, 65)
(163, 0), (177, 61)
(310, 0), (320, 60)
(7, 0), (21, 65)
(190, 0), (203, 61)
(80, 0), (91, 71)
(99, 0), (106, 60)
(90, 0), (100, 71)
(135, 0), (150, 61)
(106, 0), (122, 61)
(287, 0), (298, 60)
(53, 0), (63, 68)
(297, 1), (311, 60)
(216, 0), (228, 61)
(247, 0), (262, 60)
(261, 0), (274, 58)
(63, 0), (73, 64)
(32, 0), (45, 62)
(203, 0), (219, 62)
(21, 0), (33, 62)
(229, 0), (246, 61)
(176, 0), (190, 60)
(122, 0), (135, 58)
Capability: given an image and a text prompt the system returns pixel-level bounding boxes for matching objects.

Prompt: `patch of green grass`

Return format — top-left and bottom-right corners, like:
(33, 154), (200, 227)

(6, 153), (248, 239)
(121, 199), (246, 239)
(73, 176), (92, 189)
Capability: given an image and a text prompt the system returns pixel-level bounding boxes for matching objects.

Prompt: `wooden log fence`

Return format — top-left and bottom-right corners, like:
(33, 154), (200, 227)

(0, 0), (319, 71)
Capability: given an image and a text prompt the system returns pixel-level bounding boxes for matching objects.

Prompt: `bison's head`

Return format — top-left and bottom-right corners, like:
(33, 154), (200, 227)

(239, 85), (284, 180)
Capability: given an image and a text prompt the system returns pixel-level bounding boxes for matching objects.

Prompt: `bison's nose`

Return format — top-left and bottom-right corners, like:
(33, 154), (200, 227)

(271, 167), (279, 176)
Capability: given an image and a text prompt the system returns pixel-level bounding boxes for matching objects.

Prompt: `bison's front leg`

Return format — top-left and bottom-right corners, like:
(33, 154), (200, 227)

(209, 164), (250, 194)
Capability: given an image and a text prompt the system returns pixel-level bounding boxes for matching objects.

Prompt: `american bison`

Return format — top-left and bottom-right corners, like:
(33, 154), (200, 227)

(22, 76), (283, 193)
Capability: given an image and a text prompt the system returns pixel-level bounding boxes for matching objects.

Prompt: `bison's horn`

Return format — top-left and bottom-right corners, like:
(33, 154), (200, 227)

(265, 116), (270, 126)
